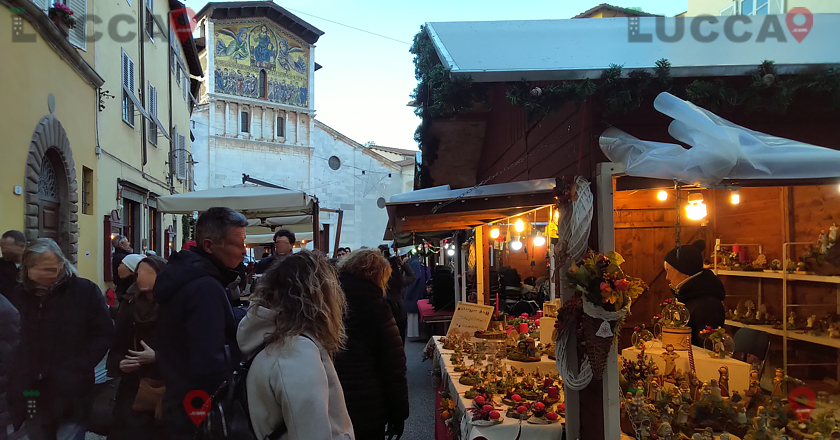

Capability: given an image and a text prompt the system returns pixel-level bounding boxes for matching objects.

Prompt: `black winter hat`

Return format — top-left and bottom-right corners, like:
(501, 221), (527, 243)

(664, 240), (706, 276)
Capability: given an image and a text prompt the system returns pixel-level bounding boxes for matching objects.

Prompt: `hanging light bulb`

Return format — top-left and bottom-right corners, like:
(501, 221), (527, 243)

(553, 210), (559, 222)
(490, 227), (500, 239)
(657, 190), (668, 201)
(730, 189), (740, 205)
(685, 191), (707, 221)
(533, 231), (546, 247)
(447, 248), (456, 256)
(514, 219), (525, 232)
(510, 238), (523, 251)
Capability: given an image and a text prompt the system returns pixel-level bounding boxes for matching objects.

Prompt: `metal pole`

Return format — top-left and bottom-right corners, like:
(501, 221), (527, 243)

(453, 235), (461, 305)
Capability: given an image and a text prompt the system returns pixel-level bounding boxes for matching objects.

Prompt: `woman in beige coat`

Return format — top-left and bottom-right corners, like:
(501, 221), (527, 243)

(237, 250), (354, 440)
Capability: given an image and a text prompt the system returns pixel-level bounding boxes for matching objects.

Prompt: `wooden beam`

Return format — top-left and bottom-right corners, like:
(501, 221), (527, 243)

(333, 210), (344, 257)
(614, 221), (677, 229)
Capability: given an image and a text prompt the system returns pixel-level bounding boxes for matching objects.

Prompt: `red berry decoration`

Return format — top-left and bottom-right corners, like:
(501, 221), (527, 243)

(534, 402), (546, 411)
(516, 405), (527, 414)
(512, 394), (522, 402)
(474, 396), (485, 405)
(482, 405), (494, 412)
(546, 412), (559, 421)
(558, 403), (565, 411)
(489, 411), (501, 420)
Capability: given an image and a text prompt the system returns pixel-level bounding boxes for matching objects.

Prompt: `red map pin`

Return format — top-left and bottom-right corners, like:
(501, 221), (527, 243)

(785, 7), (813, 43)
(788, 386), (816, 422)
(171, 6), (197, 43)
(183, 390), (211, 426)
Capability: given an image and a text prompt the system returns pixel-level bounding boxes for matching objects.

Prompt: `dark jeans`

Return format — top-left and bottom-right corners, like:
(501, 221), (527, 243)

(396, 318), (407, 346)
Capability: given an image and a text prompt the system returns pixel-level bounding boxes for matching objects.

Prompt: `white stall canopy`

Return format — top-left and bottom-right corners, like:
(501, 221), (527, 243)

(156, 184), (314, 218)
(600, 92), (840, 187)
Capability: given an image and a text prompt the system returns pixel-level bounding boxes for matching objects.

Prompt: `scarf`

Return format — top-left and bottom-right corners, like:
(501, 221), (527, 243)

(28, 269), (70, 297)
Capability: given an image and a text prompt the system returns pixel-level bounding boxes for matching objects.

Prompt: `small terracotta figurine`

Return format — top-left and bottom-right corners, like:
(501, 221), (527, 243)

(788, 311), (797, 329)
(659, 422), (674, 440)
(736, 403), (747, 424)
(820, 230), (829, 254)
(719, 366), (730, 397)
(754, 406), (769, 431)
(748, 368), (761, 396)
(730, 390), (742, 403)
(700, 381), (712, 401)
(677, 405), (688, 425)
(807, 314), (817, 330)
(720, 433), (731, 440)
(830, 323), (840, 339)
(661, 344), (680, 378)
(772, 368), (784, 398)
(709, 379), (722, 401)
(829, 223), (838, 243)
(702, 427), (713, 440)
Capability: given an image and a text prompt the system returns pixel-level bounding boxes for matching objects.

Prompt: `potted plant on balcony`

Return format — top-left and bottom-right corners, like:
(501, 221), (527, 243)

(48, 2), (75, 37)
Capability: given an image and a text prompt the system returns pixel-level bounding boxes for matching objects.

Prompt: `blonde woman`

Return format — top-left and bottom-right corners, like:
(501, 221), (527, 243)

(237, 250), (354, 440)
(335, 249), (409, 440)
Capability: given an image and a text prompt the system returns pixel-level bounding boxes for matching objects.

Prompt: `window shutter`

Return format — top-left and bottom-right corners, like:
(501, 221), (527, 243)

(31, 0), (49, 12)
(720, 1), (738, 15)
(176, 64), (181, 86)
(177, 134), (188, 180)
(768, 0), (784, 14)
(183, 72), (188, 99)
(68, 0), (86, 49)
(129, 57), (136, 96)
(122, 52), (130, 89)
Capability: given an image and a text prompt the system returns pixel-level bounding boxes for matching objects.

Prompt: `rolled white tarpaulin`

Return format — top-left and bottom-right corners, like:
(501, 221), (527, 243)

(600, 92), (840, 187)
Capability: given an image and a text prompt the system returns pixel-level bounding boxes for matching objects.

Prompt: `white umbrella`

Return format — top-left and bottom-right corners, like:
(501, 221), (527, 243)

(156, 184), (314, 217)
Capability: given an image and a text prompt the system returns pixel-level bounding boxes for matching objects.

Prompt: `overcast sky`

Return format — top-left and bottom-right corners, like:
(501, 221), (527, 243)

(185, 0), (689, 150)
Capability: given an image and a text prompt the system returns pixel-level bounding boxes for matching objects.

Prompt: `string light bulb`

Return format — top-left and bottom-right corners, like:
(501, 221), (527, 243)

(657, 190), (668, 201)
(447, 248), (455, 256)
(490, 227), (500, 239)
(510, 238), (523, 251)
(514, 219), (525, 232)
(730, 189), (740, 205)
(533, 231), (546, 247)
(685, 191), (707, 221)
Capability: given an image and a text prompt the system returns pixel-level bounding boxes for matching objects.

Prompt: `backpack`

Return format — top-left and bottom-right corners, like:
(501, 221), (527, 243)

(195, 344), (283, 440)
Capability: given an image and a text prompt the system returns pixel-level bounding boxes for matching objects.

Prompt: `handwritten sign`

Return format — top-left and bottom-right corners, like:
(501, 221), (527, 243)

(446, 302), (495, 341)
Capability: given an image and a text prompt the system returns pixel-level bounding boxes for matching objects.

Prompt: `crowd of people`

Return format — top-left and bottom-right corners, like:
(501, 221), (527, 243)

(0, 207), (429, 440)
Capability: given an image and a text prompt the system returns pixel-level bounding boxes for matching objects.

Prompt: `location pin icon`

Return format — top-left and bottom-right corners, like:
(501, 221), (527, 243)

(788, 386), (816, 422)
(183, 390), (211, 426)
(785, 7), (813, 43)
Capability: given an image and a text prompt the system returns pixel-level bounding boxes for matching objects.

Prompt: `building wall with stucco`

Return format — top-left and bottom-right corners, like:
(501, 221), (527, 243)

(687, 0), (840, 16)
(0, 2), (101, 282)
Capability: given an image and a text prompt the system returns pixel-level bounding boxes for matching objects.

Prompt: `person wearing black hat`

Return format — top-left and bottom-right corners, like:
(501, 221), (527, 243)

(664, 240), (726, 346)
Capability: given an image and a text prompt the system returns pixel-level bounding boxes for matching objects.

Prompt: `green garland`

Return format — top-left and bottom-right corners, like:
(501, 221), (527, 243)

(506, 59), (840, 120)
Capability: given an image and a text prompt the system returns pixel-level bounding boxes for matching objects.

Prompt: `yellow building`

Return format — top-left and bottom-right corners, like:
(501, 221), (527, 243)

(93, 0), (202, 284)
(573, 3), (661, 18)
(0, 0), (103, 281)
(687, 0), (840, 16)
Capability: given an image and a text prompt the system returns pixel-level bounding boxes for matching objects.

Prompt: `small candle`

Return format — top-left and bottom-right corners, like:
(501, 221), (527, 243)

(548, 386), (559, 399)
(544, 378), (553, 389)
(519, 322), (529, 334)
(521, 313), (529, 319)
(535, 319), (540, 327)
(536, 310), (543, 318)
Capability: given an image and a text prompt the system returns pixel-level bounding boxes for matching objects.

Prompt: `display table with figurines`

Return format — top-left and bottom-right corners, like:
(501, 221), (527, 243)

(428, 334), (565, 440)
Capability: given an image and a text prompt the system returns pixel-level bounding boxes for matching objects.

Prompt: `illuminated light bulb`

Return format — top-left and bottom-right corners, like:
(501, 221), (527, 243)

(730, 190), (740, 205)
(533, 233), (546, 247)
(514, 219), (525, 232)
(490, 227), (500, 239)
(685, 191), (707, 221)
(657, 190), (668, 201)
(447, 248), (455, 256)
(510, 239), (523, 251)
(553, 210), (559, 222)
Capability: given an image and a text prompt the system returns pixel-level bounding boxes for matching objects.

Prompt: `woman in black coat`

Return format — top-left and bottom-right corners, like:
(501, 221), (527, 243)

(107, 256), (167, 440)
(664, 240), (726, 345)
(0, 294), (23, 440)
(335, 249), (409, 440)
(9, 238), (114, 439)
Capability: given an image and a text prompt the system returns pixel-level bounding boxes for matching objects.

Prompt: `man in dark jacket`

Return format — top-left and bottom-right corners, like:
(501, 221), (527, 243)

(0, 231), (25, 298)
(0, 293), (21, 440)
(664, 239), (726, 346)
(9, 238), (114, 439)
(404, 254), (428, 340)
(379, 246), (415, 345)
(254, 229), (295, 274)
(153, 207), (247, 440)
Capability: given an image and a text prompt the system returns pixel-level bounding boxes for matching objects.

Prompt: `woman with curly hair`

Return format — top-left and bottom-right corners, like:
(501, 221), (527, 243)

(237, 250), (354, 440)
(334, 249), (409, 440)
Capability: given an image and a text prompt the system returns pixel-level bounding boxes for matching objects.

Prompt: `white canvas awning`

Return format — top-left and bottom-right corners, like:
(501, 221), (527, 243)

(156, 184), (315, 218)
(245, 216), (319, 234)
(600, 92), (840, 187)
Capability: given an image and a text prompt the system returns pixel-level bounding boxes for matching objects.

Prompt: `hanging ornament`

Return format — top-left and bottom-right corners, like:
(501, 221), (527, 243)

(530, 87), (542, 97)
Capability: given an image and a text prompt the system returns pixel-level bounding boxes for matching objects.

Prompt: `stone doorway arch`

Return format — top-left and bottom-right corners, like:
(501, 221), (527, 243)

(24, 115), (79, 265)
